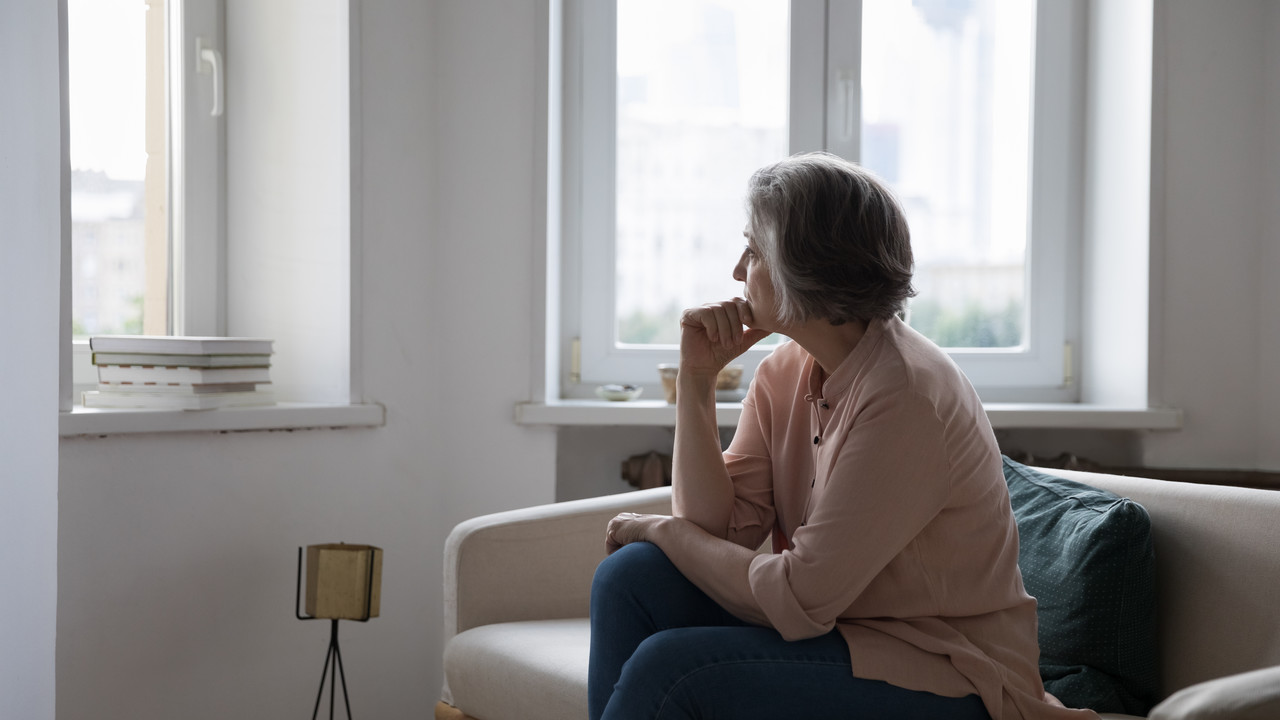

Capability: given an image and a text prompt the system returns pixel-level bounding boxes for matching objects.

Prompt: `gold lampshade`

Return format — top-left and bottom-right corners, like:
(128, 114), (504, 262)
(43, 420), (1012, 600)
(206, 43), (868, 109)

(304, 543), (382, 620)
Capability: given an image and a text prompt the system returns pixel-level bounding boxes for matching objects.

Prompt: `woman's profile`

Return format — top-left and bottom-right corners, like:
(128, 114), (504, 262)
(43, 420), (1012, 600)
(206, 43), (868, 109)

(588, 152), (1099, 720)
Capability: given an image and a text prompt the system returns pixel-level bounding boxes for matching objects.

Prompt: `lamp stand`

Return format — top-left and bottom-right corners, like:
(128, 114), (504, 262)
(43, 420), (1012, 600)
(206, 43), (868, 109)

(297, 546), (377, 720)
(310, 619), (353, 720)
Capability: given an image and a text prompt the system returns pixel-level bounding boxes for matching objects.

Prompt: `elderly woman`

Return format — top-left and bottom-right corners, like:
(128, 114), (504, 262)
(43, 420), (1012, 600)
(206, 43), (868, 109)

(588, 153), (1098, 720)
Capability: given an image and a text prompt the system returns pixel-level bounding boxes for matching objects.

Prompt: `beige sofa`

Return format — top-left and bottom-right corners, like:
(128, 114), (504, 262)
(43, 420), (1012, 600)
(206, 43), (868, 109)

(436, 468), (1280, 720)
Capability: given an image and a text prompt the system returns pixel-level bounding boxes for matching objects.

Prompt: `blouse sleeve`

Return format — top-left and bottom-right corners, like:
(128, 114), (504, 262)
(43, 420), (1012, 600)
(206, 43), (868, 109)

(721, 382), (777, 552)
(746, 389), (954, 640)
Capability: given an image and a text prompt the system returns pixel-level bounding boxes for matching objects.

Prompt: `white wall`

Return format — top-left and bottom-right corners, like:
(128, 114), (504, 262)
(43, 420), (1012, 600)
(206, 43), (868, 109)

(55, 1), (555, 718)
(1141, 0), (1272, 469)
(57, 431), (431, 719)
(226, 0), (351, 403)
(1258, 2), (1280, 471)
(428, 0), (559, 523)
(0, 2), (62, 717)
(1080, 0), (1151, 408)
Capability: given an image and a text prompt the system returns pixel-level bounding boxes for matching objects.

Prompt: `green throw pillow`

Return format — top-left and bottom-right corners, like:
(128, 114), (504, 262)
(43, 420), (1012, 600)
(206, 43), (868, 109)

(1002, 457), (1160, 715)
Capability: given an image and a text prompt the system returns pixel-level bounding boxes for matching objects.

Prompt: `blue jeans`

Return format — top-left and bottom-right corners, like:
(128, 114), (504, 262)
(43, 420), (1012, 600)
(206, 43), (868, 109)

(588, 542), (992, 720)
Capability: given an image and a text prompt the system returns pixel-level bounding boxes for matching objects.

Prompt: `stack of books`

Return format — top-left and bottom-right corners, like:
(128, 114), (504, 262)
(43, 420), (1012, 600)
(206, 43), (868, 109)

(81, 335), (275, 410)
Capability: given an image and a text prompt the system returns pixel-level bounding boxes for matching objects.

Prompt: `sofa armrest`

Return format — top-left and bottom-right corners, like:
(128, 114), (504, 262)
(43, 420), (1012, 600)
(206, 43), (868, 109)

(1149, 666), (1280, 720)
(443, 486), (673, 642)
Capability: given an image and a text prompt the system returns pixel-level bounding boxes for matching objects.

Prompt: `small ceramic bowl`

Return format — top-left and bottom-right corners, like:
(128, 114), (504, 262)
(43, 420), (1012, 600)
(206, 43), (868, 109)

(595, 384), (643, 402)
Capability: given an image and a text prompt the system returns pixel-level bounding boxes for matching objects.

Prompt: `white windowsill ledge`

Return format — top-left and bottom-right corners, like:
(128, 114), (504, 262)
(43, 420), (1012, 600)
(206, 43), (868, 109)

(60, 402), (386, 437)
(515, 400), (1183, 431)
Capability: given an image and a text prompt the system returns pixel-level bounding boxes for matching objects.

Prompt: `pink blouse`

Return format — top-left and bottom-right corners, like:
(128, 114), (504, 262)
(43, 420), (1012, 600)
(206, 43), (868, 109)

(718, 317), (1098, 720)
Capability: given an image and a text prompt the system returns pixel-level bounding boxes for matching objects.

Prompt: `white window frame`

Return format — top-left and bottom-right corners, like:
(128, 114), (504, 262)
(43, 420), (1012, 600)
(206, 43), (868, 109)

(561, 0), (1084, 403)
(170, 0), (227, 337)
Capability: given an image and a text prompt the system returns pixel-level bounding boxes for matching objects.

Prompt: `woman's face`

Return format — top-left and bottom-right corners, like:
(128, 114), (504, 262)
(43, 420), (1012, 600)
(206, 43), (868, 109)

(733, 224), (779, 331)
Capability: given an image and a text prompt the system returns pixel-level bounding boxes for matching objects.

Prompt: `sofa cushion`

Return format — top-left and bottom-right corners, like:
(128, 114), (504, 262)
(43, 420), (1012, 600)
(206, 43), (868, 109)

(444, 618), (591, 720)
(1003, 457), (1161, 715)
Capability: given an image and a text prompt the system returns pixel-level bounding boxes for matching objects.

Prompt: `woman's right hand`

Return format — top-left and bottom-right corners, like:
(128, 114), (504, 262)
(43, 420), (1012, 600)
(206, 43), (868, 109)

(679, 299), (771, 378)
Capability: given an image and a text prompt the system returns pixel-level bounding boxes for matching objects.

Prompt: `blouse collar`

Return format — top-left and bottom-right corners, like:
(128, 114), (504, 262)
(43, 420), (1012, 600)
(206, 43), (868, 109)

(805, 316), (889, 403)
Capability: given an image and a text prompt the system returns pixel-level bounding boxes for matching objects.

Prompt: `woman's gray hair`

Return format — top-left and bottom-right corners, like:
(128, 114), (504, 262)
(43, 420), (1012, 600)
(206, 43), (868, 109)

(747, 152), (916, 326)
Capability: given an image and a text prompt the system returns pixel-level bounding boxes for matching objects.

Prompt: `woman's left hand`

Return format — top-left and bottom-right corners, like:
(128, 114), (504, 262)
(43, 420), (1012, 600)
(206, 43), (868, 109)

(605, 512), (671, 554)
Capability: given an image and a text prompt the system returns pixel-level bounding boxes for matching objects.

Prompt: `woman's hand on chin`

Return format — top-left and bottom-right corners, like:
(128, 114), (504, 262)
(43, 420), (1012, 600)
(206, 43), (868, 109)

(679, 299), (771, 377)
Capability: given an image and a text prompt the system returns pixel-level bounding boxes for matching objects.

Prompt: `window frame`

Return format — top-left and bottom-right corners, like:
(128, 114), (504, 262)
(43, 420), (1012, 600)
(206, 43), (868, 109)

(169, 0), (227, 338)
(560, 0), (1084, 403)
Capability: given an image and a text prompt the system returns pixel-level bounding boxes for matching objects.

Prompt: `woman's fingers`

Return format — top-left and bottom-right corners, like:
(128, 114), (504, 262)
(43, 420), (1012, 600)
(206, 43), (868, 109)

(682, 301), (754, 349)
(605, 512), (653, 554)
(678, 300), (769, 379)
(732, 297), (754, 328)
(713, 305), (738, 348)
(678, 306), (709, 335)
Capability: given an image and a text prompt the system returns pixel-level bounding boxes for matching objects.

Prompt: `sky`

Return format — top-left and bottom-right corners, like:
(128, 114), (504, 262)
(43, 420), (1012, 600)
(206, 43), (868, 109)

(68, 0), (148, 182)
(617, 0), (788, 127)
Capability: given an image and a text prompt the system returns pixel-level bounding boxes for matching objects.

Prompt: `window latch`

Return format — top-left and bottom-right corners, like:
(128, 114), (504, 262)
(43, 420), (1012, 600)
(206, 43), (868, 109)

(195, 37), (223, 118)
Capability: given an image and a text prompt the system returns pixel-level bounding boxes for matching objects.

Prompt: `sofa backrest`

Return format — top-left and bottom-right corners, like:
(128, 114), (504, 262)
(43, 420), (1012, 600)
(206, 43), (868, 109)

(1050, 468), (1280, 697)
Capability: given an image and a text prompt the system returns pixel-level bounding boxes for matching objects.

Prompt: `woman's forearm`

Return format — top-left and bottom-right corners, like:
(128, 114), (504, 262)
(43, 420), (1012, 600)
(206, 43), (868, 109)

(671, 373), (736, 538)
(651, 515), (768, 626)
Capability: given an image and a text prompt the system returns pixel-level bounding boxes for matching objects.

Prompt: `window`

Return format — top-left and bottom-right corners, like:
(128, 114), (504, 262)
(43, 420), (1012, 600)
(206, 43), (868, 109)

(69, 0), (226, 394)
(64, 1), (357, 409)
(561, 0), (1082, 402)
(611, 0), (789, 348)
(862, 0), (1034, 350)
(69, 0), (225, 338)
(68, 0), (165, 337)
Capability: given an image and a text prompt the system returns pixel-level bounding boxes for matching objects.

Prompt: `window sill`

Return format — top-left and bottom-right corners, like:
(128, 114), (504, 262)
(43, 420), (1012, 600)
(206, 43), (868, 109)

(515, 400), (1183, 431)
(60, 402), (386, 437)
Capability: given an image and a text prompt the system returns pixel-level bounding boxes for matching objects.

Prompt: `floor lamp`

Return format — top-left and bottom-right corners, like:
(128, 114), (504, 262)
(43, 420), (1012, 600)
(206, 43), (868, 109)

(296, 543), (383, 720)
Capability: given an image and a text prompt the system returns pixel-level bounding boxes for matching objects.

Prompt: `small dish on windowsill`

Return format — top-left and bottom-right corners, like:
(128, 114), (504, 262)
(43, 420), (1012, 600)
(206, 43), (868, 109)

(595, 384), (644, 402)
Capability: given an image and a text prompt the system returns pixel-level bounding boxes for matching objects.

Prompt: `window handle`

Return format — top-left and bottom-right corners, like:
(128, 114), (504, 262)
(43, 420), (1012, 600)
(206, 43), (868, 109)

(195, 37), (223, 118)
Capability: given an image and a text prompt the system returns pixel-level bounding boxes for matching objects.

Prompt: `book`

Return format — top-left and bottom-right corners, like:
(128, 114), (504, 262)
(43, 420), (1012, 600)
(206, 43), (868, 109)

(92, 352), (271, 368)
(97, 382), (263, 394)
(89, 335), (274, 355)
(96, 364), (272, 385)
(82, 390), (276, 411)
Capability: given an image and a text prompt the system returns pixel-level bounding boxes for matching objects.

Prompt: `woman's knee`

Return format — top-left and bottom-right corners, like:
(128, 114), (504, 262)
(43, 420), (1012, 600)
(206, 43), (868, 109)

(626, 628), (696, 674)
(592, 542), (675, 599)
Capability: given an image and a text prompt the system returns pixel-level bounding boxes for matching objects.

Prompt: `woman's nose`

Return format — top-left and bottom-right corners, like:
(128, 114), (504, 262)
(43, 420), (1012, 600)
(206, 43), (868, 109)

(732, 254), (747, 282)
